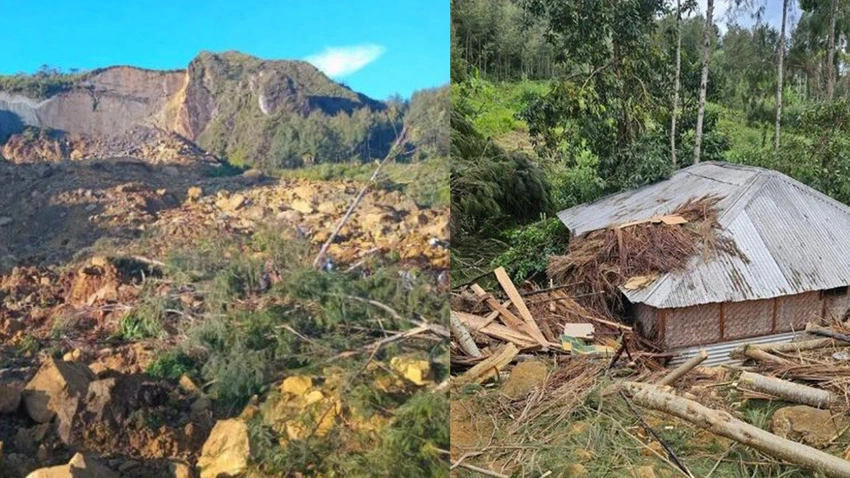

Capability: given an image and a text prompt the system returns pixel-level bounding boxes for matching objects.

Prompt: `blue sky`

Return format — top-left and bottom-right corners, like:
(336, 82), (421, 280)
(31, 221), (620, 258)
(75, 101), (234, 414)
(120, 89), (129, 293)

(695, 0), (799, 34)
(0, 0), (448, 99)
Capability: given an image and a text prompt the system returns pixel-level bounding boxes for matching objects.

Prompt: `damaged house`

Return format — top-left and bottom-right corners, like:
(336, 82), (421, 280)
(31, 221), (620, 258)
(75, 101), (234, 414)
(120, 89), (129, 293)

(556, 162), (850, 354)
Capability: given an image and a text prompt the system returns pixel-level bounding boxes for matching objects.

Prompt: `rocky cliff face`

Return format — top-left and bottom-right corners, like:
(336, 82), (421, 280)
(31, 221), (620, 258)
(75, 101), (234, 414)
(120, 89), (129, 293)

(0, 52), (389, 167)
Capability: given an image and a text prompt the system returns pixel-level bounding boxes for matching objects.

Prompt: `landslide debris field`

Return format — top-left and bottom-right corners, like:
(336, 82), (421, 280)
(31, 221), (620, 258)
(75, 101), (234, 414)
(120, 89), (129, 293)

(0, 157), (450, 477)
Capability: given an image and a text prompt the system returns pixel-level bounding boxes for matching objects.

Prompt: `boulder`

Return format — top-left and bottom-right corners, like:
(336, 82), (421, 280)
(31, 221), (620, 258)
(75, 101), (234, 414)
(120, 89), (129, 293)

(502, 360), (548, 400)
(216, 193), (246, 212)
(14, 423), (50, 453)
(0, 384), (21, 413)
(198, 419), (251, 478)
(281, 376), (313, 395)
(290, 199), (315, 215)
(771, 405), (849, 447)
(169, 462), (193, 478)
(390, 356), (433, 386)
(25, 453), (120, 478)
(186, 186), (203, 201)
(22, 358), (94, 423)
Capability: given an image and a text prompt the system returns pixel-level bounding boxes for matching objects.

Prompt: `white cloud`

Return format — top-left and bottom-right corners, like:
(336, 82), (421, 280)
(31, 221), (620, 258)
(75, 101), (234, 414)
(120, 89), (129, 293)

(305, 44), (386, 78)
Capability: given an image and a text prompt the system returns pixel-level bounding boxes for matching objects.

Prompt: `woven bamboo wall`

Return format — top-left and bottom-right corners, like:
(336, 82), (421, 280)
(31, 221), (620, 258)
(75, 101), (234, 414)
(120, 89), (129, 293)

(665, 303), (721, 348)
(640, 290), (838, 349)
(776, 291), (820, 332)
(634, 303), (659, 342)
(824, 291), (850, 321)
(724, 299), (773, 340)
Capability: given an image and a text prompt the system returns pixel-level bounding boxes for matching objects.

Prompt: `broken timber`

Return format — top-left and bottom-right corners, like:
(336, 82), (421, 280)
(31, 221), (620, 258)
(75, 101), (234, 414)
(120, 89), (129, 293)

(657, 350), (707, 386)
(493, 267), (550, 348)
(455, 343), (519, 386)
(623, 381), (850, 478)
(450, 311), (482, 358)
(738, 371), (836, 409)
(452, 311), (538, 349)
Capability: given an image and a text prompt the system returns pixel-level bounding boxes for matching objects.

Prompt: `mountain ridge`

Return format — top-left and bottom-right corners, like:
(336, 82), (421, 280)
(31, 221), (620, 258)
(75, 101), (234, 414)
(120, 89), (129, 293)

(0, 51), (442, 169)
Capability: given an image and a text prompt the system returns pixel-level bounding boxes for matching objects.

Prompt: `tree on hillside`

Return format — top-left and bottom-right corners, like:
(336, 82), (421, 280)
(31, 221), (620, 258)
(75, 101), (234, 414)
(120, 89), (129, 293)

(694, 0), (714, 163)
(776, 0), (788, 152)
(826, 0), (838, 100)
(671, 0), (683, 167)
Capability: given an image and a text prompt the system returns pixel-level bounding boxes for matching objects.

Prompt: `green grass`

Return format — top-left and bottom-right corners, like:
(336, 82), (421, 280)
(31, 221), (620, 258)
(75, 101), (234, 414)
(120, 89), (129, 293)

(276, 157), (450, 208)
(465, 79), (550, 137)
(453, 385), (816, 478)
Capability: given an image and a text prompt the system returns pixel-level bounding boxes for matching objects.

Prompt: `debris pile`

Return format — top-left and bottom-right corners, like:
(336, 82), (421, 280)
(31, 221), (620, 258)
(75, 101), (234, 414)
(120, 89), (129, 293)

(450, 266), (663, 382)
(547, 195), (739, 317)
(450, 317), (850, 477)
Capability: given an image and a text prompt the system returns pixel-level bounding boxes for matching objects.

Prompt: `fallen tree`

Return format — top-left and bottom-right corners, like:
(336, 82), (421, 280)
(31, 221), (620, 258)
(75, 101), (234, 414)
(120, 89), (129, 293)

(623, 381), (850, 478)
(731, 338), (843, 359)
(657, 350), (707, 386)
(738, 371), (836, 409)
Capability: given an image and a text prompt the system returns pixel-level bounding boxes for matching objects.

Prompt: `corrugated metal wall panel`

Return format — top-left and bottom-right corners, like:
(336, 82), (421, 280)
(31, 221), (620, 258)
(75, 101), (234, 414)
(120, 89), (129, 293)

(669, 331), (801, 367)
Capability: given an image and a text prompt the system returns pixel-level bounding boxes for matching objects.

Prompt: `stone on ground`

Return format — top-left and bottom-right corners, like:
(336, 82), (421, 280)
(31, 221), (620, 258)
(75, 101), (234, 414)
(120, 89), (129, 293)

(390, 356), (433, 386)
(22, 358), (94, 423)
(502, 360), (548, 400)
(198, 419), (251, 478)
(25, 453), (120, 478)
(771, 405), (849, 447)
(0, 384), (21, 413)
(281, 376), (312, 395)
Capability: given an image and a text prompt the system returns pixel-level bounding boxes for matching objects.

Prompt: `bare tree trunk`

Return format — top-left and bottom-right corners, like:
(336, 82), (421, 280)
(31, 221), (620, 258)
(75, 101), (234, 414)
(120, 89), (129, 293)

(312, 127), (407, 269)
(693, 0), (714, 164)
(623, 382), (850, 478)
(450, 312), (482, 358)
(826, 0), (838, 101)
(671, 0), (682, 168)
(738, 371), (836, 409)
(657, 349), (706, 386)
(775, 0), (788, 152)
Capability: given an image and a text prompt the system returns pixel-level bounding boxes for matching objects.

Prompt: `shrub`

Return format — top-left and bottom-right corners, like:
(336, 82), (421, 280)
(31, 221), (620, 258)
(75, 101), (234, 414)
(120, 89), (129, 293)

(492, 217), (570, 282)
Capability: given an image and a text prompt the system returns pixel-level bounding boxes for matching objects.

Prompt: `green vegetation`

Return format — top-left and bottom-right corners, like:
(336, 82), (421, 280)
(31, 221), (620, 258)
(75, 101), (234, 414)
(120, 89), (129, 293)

(138, 225), (448, 474)
(278, 155), (450, 208)
(0, 66), (86, 99)
(191, 52), (449, 174)
(452, 0), (850, 285)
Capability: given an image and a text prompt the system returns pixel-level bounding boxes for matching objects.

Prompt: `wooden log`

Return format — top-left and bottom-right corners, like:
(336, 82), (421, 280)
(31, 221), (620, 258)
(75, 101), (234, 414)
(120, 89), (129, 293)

(455, 343), (519, 386)
(493, 267), (549, 348)
(450, 311), (482, 358)
(744, 346), (791, 364)
(452, 311), (538, 349)
(623, 381), (850, 478)
(731, 338), (841, 359)
(807, 324), (850, 344)
(738, 371), (836, 409)
(657, 350), (708, 386)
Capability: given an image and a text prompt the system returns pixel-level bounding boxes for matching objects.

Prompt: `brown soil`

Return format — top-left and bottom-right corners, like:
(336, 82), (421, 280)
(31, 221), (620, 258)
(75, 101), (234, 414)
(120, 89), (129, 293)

(449, 397), (495, 461)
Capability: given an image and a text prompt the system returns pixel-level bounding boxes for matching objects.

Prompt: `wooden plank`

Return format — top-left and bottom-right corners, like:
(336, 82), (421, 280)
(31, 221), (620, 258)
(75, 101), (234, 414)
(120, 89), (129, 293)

(493, 267), (549, 348)
(455, 343), (519, 386)
(453, 311), (538, 349)
(470, 284), (526, 333)
(479, 300), (511, 330)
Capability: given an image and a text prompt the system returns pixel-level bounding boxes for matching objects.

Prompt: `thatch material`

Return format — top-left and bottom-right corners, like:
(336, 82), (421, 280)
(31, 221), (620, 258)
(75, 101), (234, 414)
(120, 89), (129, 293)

(548, 195), (740, 317)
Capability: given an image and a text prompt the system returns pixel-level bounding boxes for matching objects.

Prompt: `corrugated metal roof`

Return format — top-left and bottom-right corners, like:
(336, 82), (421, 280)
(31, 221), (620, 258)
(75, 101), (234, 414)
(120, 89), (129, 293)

(557, 161), (850, 308)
